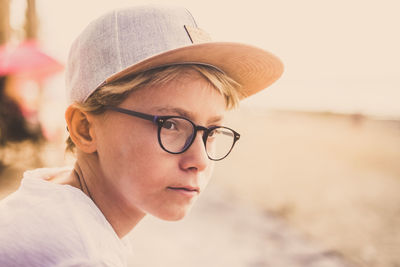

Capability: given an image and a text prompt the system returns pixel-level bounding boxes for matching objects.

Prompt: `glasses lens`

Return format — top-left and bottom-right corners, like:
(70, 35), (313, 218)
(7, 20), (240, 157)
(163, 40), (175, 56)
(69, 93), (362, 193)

(159, 118), (194, 153)
(206, 127), (236, 160)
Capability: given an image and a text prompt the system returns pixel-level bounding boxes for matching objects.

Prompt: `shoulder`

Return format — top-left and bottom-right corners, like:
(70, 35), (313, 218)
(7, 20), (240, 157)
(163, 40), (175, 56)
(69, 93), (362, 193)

(0, 168), (88, 265)
(0, 167), (129, 266)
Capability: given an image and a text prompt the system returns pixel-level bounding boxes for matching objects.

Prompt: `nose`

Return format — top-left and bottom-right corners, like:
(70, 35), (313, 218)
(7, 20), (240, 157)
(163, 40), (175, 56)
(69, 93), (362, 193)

(179, 131), (209, 172)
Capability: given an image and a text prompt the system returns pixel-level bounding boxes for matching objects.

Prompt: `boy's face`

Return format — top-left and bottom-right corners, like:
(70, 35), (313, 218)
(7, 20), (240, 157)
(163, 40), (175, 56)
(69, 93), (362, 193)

(92, 70), (227, 221)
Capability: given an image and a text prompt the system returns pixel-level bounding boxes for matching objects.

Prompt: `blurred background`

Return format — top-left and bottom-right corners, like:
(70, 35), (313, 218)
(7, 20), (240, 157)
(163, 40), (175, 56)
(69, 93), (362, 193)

(0, 0), (399, 267)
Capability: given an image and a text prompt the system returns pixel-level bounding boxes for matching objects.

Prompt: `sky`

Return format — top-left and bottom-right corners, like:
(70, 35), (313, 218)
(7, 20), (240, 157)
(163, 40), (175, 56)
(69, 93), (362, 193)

(11, 0), (400, 118)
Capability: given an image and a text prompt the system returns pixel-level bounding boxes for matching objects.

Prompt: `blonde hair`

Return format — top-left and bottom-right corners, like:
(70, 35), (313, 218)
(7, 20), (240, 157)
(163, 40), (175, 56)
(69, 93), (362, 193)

(66, 64), (242, 152)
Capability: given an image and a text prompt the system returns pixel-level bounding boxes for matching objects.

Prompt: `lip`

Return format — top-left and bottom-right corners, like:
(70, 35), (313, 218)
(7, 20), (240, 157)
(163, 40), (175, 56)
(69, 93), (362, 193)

(167, 186), (200, 197)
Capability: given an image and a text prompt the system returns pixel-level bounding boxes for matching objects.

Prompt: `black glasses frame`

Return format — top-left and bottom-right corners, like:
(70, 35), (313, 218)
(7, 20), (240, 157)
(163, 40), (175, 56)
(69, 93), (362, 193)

(106, 106), (240, 161)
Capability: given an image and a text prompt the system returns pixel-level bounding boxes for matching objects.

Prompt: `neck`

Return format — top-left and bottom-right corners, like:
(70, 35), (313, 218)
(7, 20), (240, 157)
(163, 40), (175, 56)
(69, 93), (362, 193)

(70, 152), (146, 238)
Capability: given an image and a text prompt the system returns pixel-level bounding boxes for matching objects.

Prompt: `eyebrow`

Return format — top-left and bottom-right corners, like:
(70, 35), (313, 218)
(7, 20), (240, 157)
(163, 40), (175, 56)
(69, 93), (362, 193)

(154, 106), (224, 125)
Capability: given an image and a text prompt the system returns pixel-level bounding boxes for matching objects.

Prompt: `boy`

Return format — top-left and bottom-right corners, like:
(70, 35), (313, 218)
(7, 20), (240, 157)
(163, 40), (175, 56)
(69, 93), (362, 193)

(0, 5), (283, 266)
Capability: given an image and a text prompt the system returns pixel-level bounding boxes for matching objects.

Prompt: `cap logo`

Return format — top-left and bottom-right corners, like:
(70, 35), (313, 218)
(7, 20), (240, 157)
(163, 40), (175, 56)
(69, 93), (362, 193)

(184, 25), (212, 44)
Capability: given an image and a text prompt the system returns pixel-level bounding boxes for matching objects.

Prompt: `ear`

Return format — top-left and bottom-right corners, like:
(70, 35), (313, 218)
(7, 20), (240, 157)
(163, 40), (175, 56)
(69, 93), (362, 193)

(65, 105), (97, 153)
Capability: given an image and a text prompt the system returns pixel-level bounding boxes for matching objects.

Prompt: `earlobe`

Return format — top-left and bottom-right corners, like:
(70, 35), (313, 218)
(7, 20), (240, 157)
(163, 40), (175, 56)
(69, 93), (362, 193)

(65, 105), (97, 153)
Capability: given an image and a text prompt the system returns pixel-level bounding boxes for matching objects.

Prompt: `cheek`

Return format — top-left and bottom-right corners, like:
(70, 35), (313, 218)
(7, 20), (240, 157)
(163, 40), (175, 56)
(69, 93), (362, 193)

(95, 120), (162, 181)
(201, 162), (214, 188)
(96, 128), (175, 210)
(117, 152), (178, 214)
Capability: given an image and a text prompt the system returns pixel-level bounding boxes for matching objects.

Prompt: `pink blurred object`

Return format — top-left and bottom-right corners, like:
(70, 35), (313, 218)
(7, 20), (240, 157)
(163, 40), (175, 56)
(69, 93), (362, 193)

(0, 40), (63, 81)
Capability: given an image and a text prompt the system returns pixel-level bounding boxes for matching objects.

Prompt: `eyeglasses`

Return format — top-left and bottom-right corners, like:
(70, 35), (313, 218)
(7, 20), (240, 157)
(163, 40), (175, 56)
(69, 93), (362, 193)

(106, 106), (240, 161)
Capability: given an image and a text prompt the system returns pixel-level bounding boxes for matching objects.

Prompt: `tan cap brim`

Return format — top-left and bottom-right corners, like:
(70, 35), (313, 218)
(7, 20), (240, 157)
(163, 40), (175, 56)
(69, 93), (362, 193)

(104, 42), (284, 99)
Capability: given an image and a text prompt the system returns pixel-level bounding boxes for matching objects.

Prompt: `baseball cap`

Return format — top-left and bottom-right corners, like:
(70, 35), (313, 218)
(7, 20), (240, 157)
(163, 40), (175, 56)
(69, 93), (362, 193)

(65, 5), (284, 104)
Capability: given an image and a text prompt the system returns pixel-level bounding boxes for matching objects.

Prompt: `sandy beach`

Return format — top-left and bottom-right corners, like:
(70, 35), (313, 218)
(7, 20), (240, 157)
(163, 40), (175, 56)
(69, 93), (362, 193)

(1, 108), (399, 267)
(213, 108), (400, 267)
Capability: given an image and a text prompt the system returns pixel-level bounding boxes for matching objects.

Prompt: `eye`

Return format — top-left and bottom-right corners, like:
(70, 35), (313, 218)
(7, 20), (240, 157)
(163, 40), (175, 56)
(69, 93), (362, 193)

(162, 119), (178, 130)
(207, 128), (219, 139)
(207, 127), (234, 141)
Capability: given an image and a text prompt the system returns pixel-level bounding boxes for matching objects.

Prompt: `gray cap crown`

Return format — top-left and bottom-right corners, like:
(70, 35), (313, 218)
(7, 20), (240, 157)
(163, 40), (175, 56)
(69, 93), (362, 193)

(66, 6), (198, 103)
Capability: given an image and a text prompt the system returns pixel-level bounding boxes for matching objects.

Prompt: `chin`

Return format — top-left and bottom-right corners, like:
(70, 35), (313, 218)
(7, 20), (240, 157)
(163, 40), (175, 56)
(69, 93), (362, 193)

(156, 206), (194, 221)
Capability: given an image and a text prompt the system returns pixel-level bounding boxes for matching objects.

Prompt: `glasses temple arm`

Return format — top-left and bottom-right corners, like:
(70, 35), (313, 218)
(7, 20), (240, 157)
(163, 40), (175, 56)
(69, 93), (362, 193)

(106, 106), (156, 122)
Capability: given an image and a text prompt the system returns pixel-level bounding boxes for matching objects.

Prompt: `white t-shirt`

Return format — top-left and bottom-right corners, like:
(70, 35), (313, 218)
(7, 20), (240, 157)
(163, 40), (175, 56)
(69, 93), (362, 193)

(0, 167), (131, 267)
